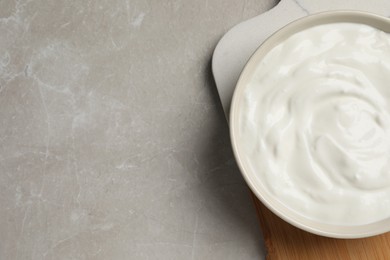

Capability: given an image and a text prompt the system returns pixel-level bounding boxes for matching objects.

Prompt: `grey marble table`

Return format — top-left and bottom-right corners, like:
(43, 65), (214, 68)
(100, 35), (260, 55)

(0, 0), (277, 259)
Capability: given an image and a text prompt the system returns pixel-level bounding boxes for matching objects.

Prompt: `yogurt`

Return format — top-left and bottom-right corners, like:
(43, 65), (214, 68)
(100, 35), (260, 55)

(237, 23), (390, 225)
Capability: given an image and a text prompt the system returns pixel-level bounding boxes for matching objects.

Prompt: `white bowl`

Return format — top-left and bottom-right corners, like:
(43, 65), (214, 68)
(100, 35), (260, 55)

(230, 11), (390, 238)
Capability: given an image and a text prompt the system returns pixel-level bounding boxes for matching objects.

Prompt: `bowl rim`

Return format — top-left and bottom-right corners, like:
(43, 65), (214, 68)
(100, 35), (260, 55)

(229, 10), (390, 239)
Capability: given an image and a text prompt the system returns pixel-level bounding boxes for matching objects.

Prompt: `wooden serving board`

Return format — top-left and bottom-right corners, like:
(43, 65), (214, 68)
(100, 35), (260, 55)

(212, 0), (390, 259)
(251, 192), (390, 259)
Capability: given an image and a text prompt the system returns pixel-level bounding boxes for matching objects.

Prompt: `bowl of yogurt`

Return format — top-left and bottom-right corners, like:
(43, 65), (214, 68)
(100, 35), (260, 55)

(230, 11), (390, 238)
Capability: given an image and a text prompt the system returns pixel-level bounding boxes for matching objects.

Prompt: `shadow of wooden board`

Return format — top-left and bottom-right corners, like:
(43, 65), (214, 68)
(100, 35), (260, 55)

(212, 0), (390, 259)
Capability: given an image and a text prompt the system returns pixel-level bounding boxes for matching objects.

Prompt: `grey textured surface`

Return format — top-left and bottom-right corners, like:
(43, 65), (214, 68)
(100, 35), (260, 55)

(0, 0), (277, 259)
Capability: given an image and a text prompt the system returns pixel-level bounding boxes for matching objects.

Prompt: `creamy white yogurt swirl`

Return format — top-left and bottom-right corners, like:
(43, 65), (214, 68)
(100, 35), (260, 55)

(238, 23), (390, 225)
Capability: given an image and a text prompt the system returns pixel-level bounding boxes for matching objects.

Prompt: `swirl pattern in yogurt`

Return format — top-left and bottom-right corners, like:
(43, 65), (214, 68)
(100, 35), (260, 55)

(238, 23), (390, 225)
